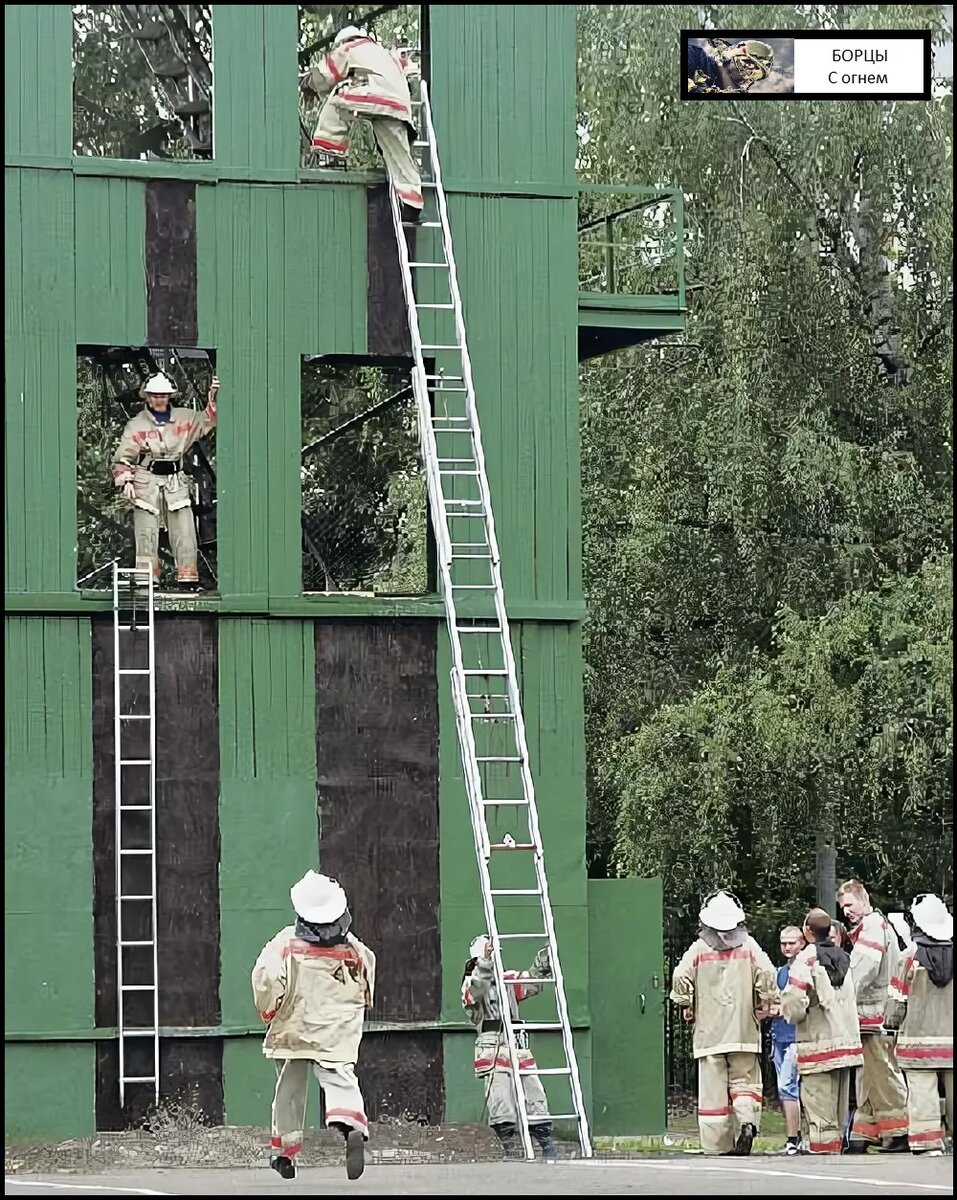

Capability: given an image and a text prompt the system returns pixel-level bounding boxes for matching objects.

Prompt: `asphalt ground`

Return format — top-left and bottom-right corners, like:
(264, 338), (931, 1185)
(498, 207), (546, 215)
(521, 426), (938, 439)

(5, 1154), (954, 1196)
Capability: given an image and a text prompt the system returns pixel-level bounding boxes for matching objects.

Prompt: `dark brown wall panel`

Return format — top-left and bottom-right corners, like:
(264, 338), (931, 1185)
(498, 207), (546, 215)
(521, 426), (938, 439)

(92, 616), (221, 1130)
(315, 619), (440, 1035)
(146, 180), (198, 346)
(367, 184), (414, 357)
(356, 1032), (444, 1124)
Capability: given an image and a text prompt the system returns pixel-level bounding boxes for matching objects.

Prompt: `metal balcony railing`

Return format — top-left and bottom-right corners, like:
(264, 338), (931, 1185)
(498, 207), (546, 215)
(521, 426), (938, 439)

(578, 184), (685, 307)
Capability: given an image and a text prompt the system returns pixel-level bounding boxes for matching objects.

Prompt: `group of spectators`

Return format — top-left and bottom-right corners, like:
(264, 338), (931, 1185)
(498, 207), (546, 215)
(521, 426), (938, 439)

(671, 880), (953, 1157)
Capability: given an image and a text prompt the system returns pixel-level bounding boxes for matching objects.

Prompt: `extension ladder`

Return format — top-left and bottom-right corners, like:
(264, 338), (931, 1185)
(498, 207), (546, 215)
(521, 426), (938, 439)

(388, 83), (592, 1161)
(112, 564), (160, 1107)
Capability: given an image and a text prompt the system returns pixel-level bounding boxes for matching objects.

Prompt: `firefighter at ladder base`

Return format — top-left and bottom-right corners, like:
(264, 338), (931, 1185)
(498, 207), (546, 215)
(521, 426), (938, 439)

(781, 908), (863, 1153)
(837, 879), (910, 1151)
(299, 26), (424, 214)
(252, 871), (376, 1182)
(462, 935), (558, 1161)
(111, 371), (219, 587)
(670, 890), (779, 1156)
(883, 894), (954, 1155)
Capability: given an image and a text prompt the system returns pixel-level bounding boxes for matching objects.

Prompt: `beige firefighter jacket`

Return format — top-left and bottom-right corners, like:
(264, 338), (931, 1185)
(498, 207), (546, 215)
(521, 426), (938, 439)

(670, 934), (778, 1058)
(847, 909), (902, 1034)
(112, 401), (216, 516)
(780, 944), (863, 1075)
(306, 35), (415, 128)
(252, 926), (376, 1063)
(884, 944), (953, 1071)
(462, 949), (550, 1076)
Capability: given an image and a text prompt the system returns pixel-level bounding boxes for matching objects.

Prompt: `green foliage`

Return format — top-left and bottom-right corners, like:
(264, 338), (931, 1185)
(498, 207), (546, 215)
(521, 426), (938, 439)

(300, 362), (427, 594)
(578, 5), (954, 920)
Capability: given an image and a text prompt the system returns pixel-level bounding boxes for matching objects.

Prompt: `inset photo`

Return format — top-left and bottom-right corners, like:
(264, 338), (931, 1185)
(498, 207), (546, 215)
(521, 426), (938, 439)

(685, 35), (795, 97)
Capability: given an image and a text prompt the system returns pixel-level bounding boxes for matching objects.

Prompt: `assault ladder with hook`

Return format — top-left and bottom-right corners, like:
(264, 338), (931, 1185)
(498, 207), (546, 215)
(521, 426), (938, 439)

(387, 83), (592, 1161)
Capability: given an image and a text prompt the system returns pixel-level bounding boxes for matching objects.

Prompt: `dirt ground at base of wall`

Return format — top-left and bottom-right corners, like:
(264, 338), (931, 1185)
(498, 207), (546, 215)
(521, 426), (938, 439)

(5, 1118), (521, 1175)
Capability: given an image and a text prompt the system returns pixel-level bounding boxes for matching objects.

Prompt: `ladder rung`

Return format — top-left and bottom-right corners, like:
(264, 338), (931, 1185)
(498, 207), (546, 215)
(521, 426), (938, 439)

(409, 260), (449, 268)
(476, 755), (523, 763)
(121, 1030), (157, 1037)
(121, 984), (155, 991)
(118, 670), (150, 676)
(122, 1075), (158, 1082)
(422, 344), (461, 350)
(490, 843), (536, 851)
(433, 416), (470, 424)
(491, 888), (542, 896)
(457, 624), (500, 631)
(514, 1021), (564, 1030)
(473, 713), (515, 721)
(498, 935), (548, 942)
(120, 805), (154, 811)
(424, 374), (463, 381)
(120, 848), (153, 855)
(483, 799), (529, 806)
(525, 1067), (573, 1076)
(441, 470), (480, 477)
(463, 669), (509, 675)
(438, 458), (476, 464)
(120, 894), (154, 901)
(451, 584), (496, 590)
(120, 940), (155, 947)
(416, 301), (453, 307)
(119, 759), (152, 766)
(409, 222), (443, 229)
(543, 1114), (583, 1122)
(119, 714), (152, 721)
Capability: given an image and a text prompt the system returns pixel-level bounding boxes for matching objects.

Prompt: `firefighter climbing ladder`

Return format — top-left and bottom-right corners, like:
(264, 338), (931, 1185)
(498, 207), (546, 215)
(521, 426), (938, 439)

(113, 564), (160, 1108)
(388, 84), (592, 1161)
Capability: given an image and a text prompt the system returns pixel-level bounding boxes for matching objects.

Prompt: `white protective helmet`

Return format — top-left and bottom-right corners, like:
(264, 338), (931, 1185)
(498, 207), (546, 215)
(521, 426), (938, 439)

(469, 934), (490, 960)
(699, 889), (746, 932)
(143, 372), (177, 395)
(911, 894), (953, 941)
(333, 25), (365, 46)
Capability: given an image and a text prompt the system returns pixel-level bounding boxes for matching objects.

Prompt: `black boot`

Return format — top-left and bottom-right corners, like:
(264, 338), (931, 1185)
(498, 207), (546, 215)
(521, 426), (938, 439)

(492, 1122), (522, 1159)
(733, 1123), (757, 1156)
(330, 1121), (365, 1180)
(880, 1135), (910, 1153)
(530, 1122), (558, 1162)
(270, 1154), (297, 1180)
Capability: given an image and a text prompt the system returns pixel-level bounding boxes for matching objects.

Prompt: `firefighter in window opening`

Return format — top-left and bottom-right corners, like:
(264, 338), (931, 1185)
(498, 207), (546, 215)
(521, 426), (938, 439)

(670, 890), (779, 1156)
(461, 934), (558, 1161)
(252, 871), (376, 1182)
(883, 894), (954, 1155)
(299, 25), (424, 216)
(111, 371), (219, 587)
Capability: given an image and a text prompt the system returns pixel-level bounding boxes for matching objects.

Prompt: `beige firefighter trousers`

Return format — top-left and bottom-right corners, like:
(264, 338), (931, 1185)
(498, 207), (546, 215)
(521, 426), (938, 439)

(314, 93), (423, 208)
(129, 469), (198, 582)
(474, 1032), (550, 1127)
(801, 1068), (850, 1153)
(904, 1068), (953, 1152)
(849, 1034), (908, 1145)
(696, 1052), (763, 1155)
(270, 1058), (369, 1158)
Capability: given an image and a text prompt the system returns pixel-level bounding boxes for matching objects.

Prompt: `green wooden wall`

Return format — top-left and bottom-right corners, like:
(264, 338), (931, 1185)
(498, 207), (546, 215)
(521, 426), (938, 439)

(3, 4), (658, 1141)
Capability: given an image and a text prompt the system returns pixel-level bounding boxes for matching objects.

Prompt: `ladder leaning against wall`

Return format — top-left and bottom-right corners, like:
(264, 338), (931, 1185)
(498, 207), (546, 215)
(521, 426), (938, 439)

(387, 83), (593, 1161)
(112, 564), (160, 1108)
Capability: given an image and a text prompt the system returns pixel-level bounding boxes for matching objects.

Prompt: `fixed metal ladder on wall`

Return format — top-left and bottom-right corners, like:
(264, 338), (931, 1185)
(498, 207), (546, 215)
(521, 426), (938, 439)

(113, 564), (160, 1108)
(387, 83), (592, 1162)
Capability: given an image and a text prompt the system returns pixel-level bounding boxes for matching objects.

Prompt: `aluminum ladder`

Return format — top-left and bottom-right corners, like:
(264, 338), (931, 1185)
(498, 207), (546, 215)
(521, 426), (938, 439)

(387, 82), (592, 1161)
(112, 564), (160, 1108)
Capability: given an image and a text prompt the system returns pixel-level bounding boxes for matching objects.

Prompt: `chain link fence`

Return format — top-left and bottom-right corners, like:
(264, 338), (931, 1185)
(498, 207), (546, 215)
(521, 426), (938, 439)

(301, 358), (430, 595)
